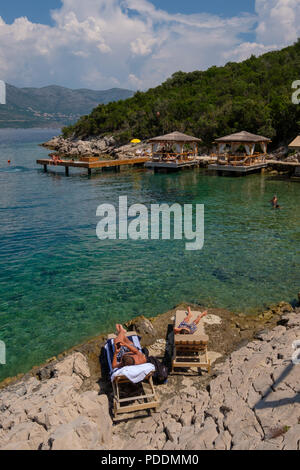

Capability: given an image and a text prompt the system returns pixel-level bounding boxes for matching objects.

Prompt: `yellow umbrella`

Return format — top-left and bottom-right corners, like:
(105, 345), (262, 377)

(131, 139), (141, 143)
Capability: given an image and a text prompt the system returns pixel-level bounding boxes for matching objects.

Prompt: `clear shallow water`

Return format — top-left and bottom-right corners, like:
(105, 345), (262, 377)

(0, 128), (299, 381)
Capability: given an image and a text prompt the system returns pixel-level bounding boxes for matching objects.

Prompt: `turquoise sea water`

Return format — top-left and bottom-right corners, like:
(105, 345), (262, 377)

(0, 128), (299, 381)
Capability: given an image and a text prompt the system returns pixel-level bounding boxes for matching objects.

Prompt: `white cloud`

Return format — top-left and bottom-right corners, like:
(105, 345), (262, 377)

(255, 0), (300, 46)
(223, 42), (279, 62)
(0, 0), (298, 90)
(130, 37), (160, 56)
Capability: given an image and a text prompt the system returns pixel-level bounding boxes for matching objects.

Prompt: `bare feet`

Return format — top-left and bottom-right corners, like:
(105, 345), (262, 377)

(194, 310), (208, 325)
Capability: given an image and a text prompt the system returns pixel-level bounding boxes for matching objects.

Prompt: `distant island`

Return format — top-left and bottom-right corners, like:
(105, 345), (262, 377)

(62, 40), (300, 149)
(0, 84), (134, 128)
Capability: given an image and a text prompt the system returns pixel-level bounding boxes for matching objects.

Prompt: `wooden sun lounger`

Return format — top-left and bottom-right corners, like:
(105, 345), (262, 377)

(107, 332), (159, 419)
(172, 310), (211, 374)
(217, 155), (228, 165)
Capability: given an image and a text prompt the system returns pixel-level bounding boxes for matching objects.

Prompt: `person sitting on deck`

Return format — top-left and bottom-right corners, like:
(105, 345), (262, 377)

(174, 307), (207, 335)
(112, 324), (147, 369)
(51, 154), (63, 165)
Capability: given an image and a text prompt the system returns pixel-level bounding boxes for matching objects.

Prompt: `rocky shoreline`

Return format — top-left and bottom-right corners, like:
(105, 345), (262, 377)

(0, 299), (299, 450)
(42, 135), (151, 160)
(42, 135), (300, 164)
(123, 308), (300, 451)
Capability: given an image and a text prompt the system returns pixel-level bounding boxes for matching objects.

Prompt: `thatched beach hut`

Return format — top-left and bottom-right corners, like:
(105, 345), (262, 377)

(148, 131), (202, 161)
(288, 136), (300, 150)
(208, 131), (271, 174)
(215, 131), (271, 158)
(145, 131), (202, 171)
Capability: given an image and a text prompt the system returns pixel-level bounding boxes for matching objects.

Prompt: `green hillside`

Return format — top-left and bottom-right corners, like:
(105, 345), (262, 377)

(62, 40), (300, 148)
(0, 85), (134, 128)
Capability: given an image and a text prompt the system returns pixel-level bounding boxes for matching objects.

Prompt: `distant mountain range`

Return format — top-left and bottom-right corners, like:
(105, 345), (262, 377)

(0, 84), (134, 128)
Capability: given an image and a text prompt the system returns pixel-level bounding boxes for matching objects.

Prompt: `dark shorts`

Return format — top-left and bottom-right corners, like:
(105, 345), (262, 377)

(116, 345), (130, 362)
(178, 321), (197, 334)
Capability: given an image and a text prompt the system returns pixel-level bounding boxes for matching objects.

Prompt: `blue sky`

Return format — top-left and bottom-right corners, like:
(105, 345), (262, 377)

(151, 1), (255, 17)
(0, 1), (298, 90)
(0, 1), (62, 25)
(0, 0), (255, 23)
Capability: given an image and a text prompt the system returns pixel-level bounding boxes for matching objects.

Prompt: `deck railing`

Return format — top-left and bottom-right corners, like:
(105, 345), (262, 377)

(215, 153), (267, 166)
(152, 152), (196, 162)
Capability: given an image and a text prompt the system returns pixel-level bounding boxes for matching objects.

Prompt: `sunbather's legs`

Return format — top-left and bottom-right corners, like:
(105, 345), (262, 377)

(114, 324), (133, 347)
(193, 310), (208, 325)
(185, 306), (192, 323)
(184, 307), (207, 325)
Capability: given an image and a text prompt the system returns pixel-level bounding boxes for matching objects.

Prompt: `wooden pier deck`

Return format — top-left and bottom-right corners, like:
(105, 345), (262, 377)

(208, 159), (300, 176)
(37, 157), (149, 176)
(37, 156), (300, 178)
(208, 162), (268, 175)
(145, 159), (199, 171)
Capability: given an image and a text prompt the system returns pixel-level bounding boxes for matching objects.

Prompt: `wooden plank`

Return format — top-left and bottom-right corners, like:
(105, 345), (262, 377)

(118, 392), (156, 403)
(173, 355), (206, 359)
(172, 361), (209, 368)
(267, 160), (300, 167)
(114, 401), (159, 414)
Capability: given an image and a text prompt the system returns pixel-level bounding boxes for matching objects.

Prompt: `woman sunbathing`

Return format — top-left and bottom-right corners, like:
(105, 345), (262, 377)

(112, 324), (147, 369)
(174, 307), (207, 335)
(51, 154), (63, 165)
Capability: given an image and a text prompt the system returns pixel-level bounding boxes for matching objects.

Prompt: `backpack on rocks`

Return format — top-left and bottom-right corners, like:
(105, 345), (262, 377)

(147, 356), (168, 384)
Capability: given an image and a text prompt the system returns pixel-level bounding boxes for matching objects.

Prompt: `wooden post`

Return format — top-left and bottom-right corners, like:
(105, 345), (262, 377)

(65, 166), (69, 176)
(88, 168), (92, 176)
(43, 164), (47, 172)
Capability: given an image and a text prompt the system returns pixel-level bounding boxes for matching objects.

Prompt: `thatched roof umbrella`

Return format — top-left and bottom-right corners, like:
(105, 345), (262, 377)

(215, 131), (270, 144)
(148, 131), (202, 160)
(288, 136), (300, 149)
(215, 131), (271, 155)
(149, 131), (202, 144)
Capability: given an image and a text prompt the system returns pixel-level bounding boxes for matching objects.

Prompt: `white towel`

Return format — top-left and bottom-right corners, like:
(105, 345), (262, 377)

(111, 363), (155, 384)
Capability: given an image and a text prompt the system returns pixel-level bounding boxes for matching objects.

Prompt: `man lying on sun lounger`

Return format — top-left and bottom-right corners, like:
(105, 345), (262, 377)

(174, 307), (207, 335)
(112, 324), (147, 369)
